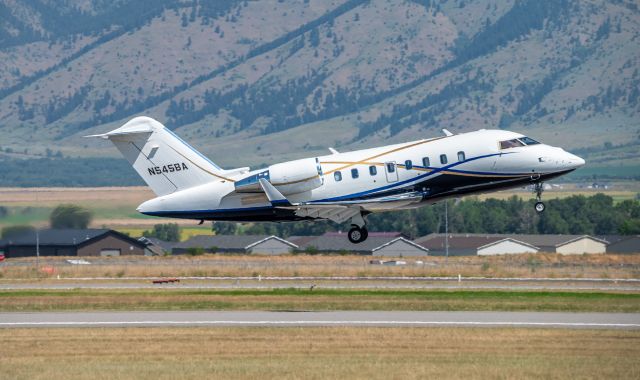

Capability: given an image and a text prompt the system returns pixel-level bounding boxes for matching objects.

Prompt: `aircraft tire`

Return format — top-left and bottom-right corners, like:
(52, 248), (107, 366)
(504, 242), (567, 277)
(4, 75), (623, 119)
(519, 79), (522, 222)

(535, 201), (546, 213)
(348, 226), (367, 244)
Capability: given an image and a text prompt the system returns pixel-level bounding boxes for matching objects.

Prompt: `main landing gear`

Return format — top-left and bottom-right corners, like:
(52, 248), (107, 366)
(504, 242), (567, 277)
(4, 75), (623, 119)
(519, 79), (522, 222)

(348, 225), (368, 244)
(347, 212), (368, 244)
(533, 182), (545, 213)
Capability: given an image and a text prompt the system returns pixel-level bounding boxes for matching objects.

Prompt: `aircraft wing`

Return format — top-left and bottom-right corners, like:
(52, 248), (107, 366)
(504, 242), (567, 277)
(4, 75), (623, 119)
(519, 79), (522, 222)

(292, 192), (424, 222)
(256, 178), (424, 223)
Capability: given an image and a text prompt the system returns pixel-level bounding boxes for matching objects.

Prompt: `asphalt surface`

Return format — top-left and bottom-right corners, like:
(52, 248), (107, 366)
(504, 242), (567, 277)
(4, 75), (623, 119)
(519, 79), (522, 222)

(2, 277), (639, 291)
(1, 311), (639, 329)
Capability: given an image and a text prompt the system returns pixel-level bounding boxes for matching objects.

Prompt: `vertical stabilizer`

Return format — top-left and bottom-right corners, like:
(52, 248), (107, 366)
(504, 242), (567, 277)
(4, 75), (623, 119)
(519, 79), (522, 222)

(88, 116), (231, 196)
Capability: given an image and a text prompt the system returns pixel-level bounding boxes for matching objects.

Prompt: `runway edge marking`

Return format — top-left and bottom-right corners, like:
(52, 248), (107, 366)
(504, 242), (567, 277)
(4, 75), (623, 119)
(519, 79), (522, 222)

(1, 321), (639, 328)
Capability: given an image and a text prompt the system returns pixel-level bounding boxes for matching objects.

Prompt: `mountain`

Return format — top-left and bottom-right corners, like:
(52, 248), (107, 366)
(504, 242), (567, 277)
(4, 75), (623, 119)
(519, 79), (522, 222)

(0, 0), (638, 175)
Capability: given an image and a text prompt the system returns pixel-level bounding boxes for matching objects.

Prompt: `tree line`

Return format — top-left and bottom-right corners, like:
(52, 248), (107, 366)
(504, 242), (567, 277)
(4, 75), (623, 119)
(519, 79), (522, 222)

(213, 194), (640, 238)
(3, 194), (637, 242)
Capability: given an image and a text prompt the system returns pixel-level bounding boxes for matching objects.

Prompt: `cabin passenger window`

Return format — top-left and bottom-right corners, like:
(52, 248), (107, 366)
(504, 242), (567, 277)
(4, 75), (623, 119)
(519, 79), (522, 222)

(334, 171), (342, 182)
(386, 162), (396, 173)
(351, 168), (359, 179)
(499, 139), (525, 149)
(422, 157), (430, 167)
(440, 154), (448, 165)
(369, 166), (377, 176)
(457, 151), (465, 161)
(405, 160), (413, 170)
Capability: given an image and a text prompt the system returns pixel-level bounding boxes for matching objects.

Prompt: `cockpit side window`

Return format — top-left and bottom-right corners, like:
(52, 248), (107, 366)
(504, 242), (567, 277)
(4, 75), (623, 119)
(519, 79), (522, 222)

(499, 139), (525, 149)
(519, 136), (540, 145)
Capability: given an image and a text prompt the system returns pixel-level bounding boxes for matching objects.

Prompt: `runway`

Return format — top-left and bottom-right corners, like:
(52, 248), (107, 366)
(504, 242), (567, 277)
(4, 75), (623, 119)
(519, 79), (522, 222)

(1, 311), (639, 329)
(2, 276), (639, 291)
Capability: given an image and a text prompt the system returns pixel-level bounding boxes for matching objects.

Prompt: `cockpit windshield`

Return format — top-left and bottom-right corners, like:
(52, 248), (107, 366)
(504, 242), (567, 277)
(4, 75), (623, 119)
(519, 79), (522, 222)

(499, 136), (541, 149)
(519, 136), (540, 145)
(499, 139), (525, 149)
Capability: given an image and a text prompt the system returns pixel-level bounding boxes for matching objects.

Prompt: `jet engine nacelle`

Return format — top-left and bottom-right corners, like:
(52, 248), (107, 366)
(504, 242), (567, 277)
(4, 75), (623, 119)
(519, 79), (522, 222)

(268, 157), (323, 195)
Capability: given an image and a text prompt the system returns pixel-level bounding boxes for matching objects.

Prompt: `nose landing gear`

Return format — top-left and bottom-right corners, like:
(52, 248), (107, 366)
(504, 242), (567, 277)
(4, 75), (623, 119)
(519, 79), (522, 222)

(533, 182), (545, 213)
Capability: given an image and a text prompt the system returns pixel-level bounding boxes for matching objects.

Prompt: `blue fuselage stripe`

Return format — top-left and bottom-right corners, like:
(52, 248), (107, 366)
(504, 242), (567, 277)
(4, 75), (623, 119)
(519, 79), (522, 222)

(312, 152), (524, 202)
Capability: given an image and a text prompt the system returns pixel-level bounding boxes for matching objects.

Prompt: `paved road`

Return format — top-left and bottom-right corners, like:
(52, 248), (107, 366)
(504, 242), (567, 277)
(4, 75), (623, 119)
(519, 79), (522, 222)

(1, 311), (639, 329)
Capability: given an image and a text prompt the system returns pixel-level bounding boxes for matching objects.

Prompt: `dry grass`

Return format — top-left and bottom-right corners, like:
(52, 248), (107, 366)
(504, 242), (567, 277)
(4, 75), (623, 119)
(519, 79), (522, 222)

(0, 327), (638, 379)
(3, 253), (640, 280)
(0, 187), (153, 206)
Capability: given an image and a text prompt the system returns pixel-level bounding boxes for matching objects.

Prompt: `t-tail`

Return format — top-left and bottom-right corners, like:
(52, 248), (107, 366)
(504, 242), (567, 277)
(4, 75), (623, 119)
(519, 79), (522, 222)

(87, 116), (236, 196)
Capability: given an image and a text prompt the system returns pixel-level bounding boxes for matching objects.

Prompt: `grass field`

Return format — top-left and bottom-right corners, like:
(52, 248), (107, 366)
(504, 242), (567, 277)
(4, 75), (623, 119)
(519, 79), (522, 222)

(0, 187), (196, 231)
(1, 288), (638, 313)
(1, 327), (638, 379)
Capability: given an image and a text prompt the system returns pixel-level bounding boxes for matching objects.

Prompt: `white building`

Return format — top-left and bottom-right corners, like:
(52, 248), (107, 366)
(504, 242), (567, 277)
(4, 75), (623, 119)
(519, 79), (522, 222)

(372, 237), (429, 257)
(245, 236), (298, 255)
(477, 238), (539, 256)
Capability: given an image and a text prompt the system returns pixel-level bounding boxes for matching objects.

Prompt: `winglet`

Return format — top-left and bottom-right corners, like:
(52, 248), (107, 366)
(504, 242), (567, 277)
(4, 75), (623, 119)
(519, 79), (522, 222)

(442, 129), (454, 137)
(328, 147), (339, 155)
(258, 178), (292, 206)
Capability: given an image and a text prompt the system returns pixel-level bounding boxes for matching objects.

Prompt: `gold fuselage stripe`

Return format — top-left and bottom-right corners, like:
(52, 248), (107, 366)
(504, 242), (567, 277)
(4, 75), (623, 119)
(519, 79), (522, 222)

(320, 136), (445, 175)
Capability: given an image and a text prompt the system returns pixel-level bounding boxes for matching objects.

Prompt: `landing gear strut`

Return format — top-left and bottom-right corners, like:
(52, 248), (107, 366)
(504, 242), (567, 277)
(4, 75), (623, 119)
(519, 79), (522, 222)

(348, 213), (368, 244)
(533, 182), (545, 213)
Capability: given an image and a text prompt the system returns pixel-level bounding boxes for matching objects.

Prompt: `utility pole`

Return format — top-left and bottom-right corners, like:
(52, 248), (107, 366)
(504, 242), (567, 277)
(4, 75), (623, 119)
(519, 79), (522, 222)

(36, 226), (40, 269)
(35, 190), (40, 272)
(445, 200), (449, 263)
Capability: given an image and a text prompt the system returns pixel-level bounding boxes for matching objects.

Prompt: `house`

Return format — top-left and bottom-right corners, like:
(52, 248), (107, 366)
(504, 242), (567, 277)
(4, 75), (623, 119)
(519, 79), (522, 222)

(371, 237), (429, 257)
(0, 229), (147, 258)
(600, 235), (640, 254)
(291, 233), (427, 256)
(293, 234), (401, 255)
(172, 235), (297, 255)
(245, 236), (298, 255)
(415, 233), (607, 255)
(414, 234), (510, 256)
(510, 234), (607, 254)
(477, 238), (539, 256)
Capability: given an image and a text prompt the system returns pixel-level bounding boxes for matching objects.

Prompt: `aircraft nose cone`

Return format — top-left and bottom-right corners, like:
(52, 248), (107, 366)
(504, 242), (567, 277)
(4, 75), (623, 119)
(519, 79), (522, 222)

(566, 153), (585, 169)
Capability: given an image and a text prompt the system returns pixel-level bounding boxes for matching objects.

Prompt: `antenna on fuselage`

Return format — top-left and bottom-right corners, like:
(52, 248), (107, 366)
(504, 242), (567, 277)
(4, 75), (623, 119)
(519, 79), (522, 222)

(442, 129), (454, 137)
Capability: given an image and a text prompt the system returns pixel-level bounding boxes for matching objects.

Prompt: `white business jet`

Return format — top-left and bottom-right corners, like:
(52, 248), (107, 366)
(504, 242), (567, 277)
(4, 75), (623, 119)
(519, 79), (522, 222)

(90, 116), (585, 243)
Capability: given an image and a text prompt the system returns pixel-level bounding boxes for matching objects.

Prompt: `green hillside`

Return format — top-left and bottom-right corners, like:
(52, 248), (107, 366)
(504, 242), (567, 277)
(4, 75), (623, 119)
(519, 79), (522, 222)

(0, 0), (638, 184)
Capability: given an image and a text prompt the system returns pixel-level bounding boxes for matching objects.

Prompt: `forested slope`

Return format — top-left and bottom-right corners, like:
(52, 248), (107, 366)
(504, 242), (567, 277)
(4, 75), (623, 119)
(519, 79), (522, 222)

(0, 0), (638, 180)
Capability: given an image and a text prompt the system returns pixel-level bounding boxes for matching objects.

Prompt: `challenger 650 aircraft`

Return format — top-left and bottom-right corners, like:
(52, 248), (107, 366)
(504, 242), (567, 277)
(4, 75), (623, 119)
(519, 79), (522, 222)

(90, 116), (585, 243)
